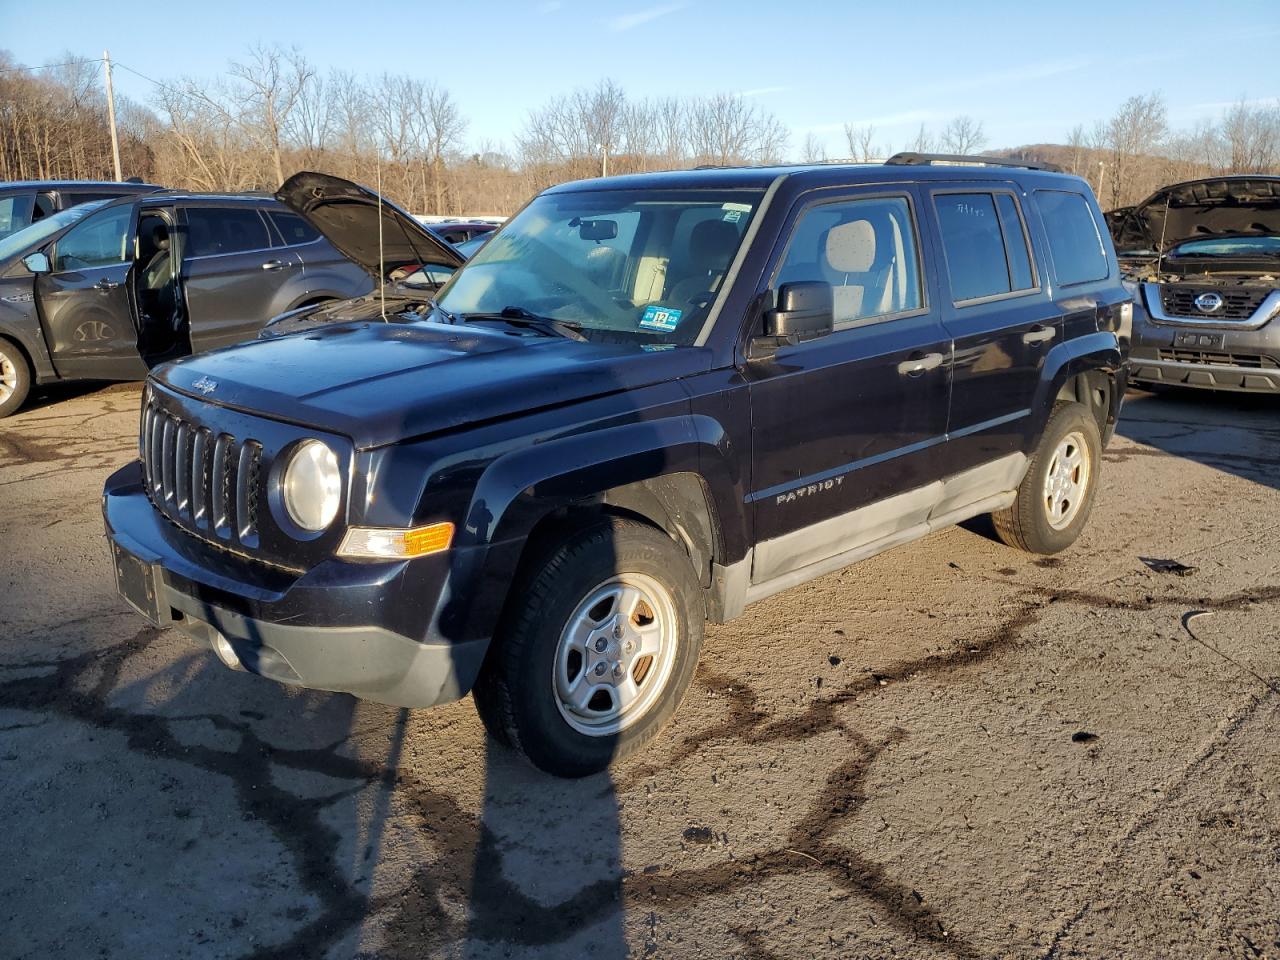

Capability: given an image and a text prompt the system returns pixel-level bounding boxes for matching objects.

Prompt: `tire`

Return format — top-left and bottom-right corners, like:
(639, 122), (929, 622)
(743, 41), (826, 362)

(992, 401), (1102, 555)
(0, 339), (32, 419)
(472, 516), (704, 777)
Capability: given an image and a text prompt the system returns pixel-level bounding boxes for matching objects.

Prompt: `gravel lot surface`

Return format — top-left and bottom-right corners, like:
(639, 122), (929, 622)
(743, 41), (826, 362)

(1, 380), (1277, 959)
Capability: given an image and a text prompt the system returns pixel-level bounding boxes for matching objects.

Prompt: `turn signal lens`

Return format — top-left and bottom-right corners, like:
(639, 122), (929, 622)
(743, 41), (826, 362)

(339, 521), (455, 559)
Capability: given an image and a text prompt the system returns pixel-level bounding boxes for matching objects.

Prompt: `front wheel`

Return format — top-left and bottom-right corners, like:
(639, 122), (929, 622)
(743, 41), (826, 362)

(992, 402), (1102, 555)
(473, 517), (704, 777)
(0, 340), (32, 418)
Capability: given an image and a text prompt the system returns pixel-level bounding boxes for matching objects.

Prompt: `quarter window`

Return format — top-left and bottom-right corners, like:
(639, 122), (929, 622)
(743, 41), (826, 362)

(0, 194), (35, 241)
(775, 196), (923, 328)
(269, 211), (320, 246)
(53, 204), (133, 271)
(1035, 190), (1108, 285)
(935, 192), (1036, 303)
(184, 207), (273, 257)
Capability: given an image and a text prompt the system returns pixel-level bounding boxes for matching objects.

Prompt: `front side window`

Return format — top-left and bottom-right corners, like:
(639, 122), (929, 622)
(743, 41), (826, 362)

(0, 200), (109, 264)
(52, 203), (133, 272)
(775, 196), (923, 328)
(1035, 190), (1108, 286)
(935, 192), (1036, 303)
(439, 188), (764, 345)
(184, 207), (273, 257)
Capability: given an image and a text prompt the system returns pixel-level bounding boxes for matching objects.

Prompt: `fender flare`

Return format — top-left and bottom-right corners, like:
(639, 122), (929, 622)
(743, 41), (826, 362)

(1031, 331), (1123, 441)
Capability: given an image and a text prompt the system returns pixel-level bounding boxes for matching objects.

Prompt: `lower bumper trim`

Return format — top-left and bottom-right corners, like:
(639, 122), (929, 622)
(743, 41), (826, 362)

(161, 581), (487, 709)
(1130, 359), (1280, 394)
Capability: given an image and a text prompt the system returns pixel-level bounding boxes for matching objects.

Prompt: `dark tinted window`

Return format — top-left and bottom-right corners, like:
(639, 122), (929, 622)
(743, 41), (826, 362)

(936, 193), (1016, 301)
(776, 195), (923, 328)
(269, 211), (320, 246)
(1035, 190), (1108, 285)
(53, 204), (132, 271)
(184, 207), (272, 257)
(66, 191), (132, 205)
(996, 194), (1035, 290)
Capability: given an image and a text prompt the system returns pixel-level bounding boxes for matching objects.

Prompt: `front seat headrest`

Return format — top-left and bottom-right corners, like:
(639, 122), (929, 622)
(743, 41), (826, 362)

(825, 219), (876, 273)
(688, 218), (739, 269)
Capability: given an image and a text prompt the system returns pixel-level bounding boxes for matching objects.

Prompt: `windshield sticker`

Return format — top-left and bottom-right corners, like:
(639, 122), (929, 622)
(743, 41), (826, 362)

(722, 209), (743, 223)
(639, 305), (683, 333)
(722, 202), (752, 212)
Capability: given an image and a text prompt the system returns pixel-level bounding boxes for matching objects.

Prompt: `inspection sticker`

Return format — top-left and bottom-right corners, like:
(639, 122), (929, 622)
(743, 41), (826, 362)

(639, 305), (683, 332)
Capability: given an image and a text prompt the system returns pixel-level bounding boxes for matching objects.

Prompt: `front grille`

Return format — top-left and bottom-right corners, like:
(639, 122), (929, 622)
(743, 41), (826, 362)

(1156, 349), (1278, 369)
(142, 401), (262, 549)
(1159, 285), (1270, 320)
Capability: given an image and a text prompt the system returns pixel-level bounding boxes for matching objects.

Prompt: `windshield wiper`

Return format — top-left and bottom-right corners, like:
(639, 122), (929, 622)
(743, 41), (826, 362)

(461, 305), (587, 342)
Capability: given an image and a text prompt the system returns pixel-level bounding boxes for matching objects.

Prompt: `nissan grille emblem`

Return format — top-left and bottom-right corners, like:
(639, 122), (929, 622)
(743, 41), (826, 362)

(1194, 291), (1224, 314)
(192, 376), (218, 395)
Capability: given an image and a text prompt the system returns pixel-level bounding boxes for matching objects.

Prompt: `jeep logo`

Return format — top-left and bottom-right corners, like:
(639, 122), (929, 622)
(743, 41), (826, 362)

(1194, 291), (1224, 314)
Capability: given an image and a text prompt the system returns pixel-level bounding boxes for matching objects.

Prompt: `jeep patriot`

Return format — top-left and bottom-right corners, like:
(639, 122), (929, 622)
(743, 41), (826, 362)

(103, 157), (1131, 776)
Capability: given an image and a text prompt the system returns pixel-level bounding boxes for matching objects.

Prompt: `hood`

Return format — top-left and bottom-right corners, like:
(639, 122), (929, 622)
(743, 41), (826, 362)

(276, 172), (464, 283)
(1111, 176), (1280, 253)
(155, 319), (711, 448)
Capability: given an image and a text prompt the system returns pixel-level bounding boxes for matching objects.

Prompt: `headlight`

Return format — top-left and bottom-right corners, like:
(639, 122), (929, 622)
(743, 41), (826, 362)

(282, 440), (341, 531)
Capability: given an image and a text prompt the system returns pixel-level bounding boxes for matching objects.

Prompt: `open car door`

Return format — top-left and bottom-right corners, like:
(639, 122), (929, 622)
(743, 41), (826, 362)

(34, 200), (149, 382)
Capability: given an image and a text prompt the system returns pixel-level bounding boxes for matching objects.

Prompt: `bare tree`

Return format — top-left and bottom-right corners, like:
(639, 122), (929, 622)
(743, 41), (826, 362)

(908, 123), (935, 154)
(941, 115), (986, 155)
(801, 131), (828, 163)
(1099, 92), (1168, 207)
(229, 44), (314, 186)
(1221, 97), (1280, 173)
(843, 124), (884, 162)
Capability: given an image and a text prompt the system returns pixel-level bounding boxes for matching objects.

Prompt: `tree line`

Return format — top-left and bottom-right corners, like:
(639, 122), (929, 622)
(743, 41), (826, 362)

(2, 46), (1278, 215)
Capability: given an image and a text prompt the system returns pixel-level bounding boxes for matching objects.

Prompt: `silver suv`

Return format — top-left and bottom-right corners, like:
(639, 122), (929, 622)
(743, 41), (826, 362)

(1112, 175), (1280, 394)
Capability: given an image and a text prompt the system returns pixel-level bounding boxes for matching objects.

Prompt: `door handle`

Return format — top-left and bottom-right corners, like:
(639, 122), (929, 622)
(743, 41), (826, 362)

(1023, 325), (1056, 345)
(261, 260), (287, 271)
(94, 278), (120, 291)
(896, 352), (945, 378)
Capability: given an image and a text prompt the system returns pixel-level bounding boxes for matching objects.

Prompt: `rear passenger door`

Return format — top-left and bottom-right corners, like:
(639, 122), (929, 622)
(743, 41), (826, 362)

(925, 185), (1061, 475)
(745, 188), (952, 584)
(181, 204), (302, 352)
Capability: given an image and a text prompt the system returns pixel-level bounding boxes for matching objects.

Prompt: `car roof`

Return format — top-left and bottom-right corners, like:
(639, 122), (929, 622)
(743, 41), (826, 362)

(137, 193), (286, 208)
(546, 161), (1086, 195)
(0, 180), (162, 191)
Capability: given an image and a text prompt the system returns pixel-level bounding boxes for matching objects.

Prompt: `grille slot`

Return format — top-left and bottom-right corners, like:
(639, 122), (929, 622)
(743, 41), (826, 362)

(141, 402), (263, 551)
(1159, 285), (1270, 320)
(1157, 349), (1278, 368)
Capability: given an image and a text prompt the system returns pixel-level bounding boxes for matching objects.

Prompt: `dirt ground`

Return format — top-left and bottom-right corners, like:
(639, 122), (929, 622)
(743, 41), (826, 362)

(1, 380), (1277, 960)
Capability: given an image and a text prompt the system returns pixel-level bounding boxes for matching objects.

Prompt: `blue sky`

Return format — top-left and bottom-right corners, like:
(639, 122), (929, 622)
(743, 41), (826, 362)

(5, 0), (1279, 157)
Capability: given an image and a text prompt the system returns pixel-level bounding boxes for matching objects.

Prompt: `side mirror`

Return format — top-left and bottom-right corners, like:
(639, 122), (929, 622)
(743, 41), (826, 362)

(750, 281), (833, 358)
(23, 252), (50, 274)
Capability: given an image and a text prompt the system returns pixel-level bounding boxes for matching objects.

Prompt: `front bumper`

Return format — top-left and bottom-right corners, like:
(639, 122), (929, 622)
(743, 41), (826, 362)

(103, 460), (497, 708)
(1129, 300), (1280, 394)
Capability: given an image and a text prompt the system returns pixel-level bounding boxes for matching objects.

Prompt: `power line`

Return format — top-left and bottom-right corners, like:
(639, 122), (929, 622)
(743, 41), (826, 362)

(0, 59), (103, 75)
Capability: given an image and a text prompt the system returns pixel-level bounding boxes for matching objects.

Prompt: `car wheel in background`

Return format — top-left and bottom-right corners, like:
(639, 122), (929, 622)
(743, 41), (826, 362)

(0, 340), (32, 418)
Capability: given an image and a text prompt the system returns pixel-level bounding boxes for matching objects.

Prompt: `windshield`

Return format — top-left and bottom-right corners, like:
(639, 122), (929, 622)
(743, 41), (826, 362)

(1170, 235), (1280, 258)
(0, 199), (111, 265)
(438, 187), (765, 345)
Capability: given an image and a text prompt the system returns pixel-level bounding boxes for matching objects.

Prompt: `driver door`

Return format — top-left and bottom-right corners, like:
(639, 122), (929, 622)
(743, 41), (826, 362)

(35, 201), (148, 381)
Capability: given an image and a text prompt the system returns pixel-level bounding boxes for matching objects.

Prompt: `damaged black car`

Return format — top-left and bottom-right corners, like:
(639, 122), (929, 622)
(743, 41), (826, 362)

(1111, 175), (1280, 394)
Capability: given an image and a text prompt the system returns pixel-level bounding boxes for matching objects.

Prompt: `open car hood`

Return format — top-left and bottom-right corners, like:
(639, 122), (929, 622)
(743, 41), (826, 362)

(275, 172), (464, 282)
(1111, 176), (1280, 253)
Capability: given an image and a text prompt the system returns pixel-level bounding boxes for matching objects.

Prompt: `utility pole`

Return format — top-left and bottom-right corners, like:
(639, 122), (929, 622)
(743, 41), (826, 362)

(1096, 161), (1107, 206)
(103, 49), (123, 181)
(600, 143), (608, 179)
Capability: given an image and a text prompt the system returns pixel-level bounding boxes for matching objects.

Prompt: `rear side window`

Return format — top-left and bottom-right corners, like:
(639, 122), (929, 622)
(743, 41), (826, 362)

(775, 195), (923, 328)
(0, 193), (35, 241)
(269, 211), (320, 246)
(1035, 190), (1108, 285)
(184, 207), (273, 257)
(935, 192), (1036, 303)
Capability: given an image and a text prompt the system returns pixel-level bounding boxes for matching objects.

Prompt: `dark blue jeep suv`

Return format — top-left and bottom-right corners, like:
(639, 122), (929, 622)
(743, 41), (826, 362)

(103, 159), (1131, 776)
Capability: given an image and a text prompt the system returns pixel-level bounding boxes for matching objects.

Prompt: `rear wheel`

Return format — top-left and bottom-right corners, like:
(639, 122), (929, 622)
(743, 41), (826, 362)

(472, 517), (703, 777)
(992, 402), (1101, 554)
(0, 340), (32, 418)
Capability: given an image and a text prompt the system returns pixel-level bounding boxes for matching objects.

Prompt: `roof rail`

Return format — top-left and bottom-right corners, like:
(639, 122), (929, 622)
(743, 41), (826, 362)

(885, 152), (1063, 173)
